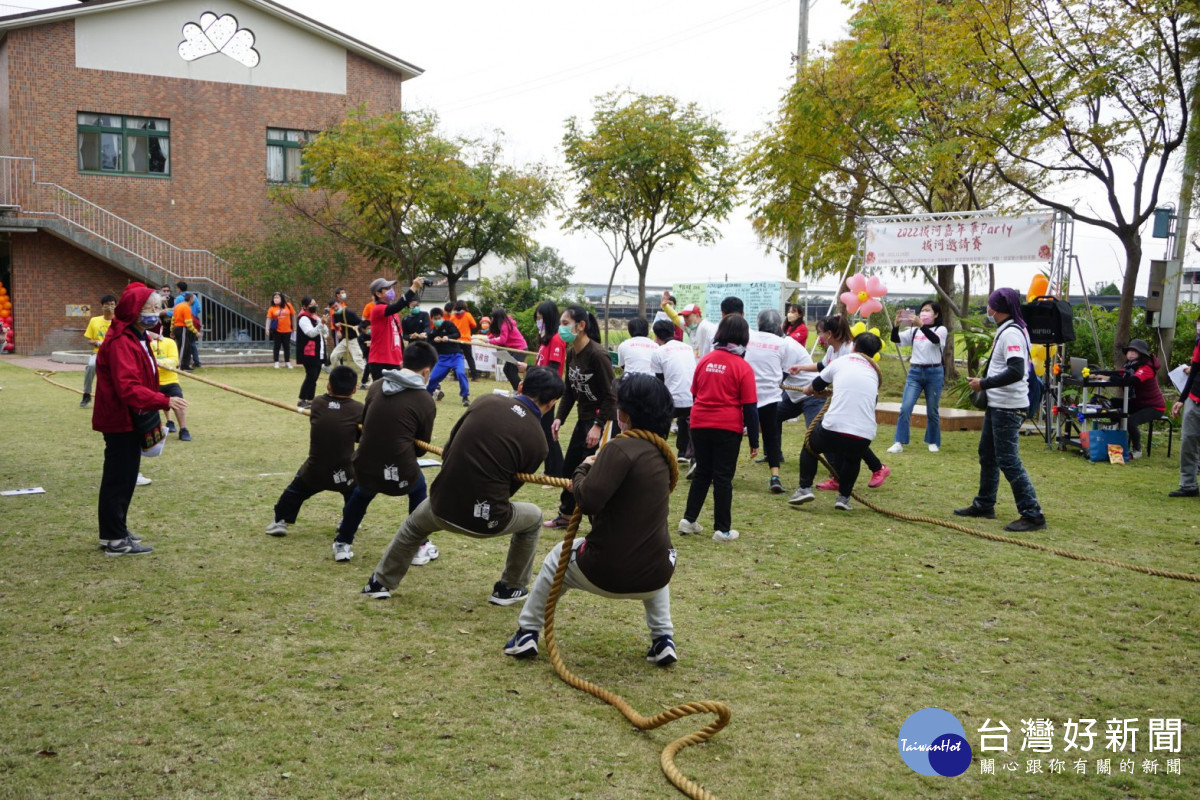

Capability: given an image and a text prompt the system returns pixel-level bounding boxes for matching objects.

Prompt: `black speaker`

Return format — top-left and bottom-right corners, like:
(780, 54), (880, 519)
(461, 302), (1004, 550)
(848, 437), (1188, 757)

(1022, 296), (1075, 344)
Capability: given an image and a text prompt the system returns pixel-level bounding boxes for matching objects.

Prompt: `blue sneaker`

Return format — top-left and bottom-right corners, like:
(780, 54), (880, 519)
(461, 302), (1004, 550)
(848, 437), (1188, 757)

(646, 635), (677, 666)
(504, 629), (539, 658)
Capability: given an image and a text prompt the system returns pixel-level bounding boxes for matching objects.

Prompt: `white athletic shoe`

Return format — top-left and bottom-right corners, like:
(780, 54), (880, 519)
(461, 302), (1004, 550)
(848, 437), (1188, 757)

(136, 473), (152, 486)
(712, 529), (740, 543)
(929, 444), (940, 453)
(788, 486), (814, 506)
(265, 520), (288, 536)
(333, 541), (353, 562)
(678, 518), (703, 535)
(274, 362), (281, 369)
(411, 541), (440, 566)
(886, 442), (904, 454)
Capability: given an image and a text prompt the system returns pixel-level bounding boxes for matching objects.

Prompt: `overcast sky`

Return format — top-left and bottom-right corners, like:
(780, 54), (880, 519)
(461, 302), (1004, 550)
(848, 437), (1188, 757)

(9, 0), (1183, 296)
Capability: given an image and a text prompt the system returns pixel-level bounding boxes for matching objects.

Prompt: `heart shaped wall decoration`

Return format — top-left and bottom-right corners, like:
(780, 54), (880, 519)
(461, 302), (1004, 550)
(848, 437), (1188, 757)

(178, 12), (260, 68)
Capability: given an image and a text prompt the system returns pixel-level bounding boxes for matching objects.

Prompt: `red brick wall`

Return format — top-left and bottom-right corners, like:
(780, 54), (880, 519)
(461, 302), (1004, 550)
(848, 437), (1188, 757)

(11, 231), (138, 354)
(2, 19), (410, 354)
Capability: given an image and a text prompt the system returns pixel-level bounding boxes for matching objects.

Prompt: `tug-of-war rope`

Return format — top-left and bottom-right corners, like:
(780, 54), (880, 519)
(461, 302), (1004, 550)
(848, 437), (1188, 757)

(37, 367), (731, 799)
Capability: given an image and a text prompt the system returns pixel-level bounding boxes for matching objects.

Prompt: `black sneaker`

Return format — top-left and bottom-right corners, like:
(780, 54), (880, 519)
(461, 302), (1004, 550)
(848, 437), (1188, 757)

(165, 420), (176, 433)
(953, 504), (996, 519)
(103, 537), (153, 556)
(462, 397), (470, 407)
(1004, 516), (1047, 532)
(1168, 488), (1199, 497)
(178, 428), (192, 442)
(646, 635), (678, 666)
(79, 394), (91, 408)
(98, 534), (142, 550)
(504, 629), (539, 658)
(769, 476), (783, 494)
(361, 575), (391, 599)
(489, 581), (528, 606)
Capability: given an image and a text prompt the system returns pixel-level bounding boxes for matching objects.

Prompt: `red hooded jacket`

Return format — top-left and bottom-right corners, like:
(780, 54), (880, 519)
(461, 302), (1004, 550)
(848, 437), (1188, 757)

(92, 282), (170, 433)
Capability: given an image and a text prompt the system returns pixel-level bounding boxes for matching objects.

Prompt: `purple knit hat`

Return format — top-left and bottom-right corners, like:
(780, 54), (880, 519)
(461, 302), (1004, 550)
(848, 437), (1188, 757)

(987, 288), (1026, 330)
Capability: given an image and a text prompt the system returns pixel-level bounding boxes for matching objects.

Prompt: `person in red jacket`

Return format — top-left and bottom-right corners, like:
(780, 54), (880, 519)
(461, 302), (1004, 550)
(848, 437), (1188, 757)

(93, 282), (188, 555)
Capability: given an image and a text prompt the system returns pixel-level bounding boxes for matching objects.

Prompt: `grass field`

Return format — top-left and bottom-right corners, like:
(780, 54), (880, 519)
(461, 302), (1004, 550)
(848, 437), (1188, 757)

(1, 356), (1197, 799)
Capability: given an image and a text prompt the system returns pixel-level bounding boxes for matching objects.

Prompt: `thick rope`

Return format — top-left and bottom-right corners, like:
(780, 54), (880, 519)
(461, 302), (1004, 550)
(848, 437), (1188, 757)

(797, 394), (1200, 583)
(41, 365), (734, 795)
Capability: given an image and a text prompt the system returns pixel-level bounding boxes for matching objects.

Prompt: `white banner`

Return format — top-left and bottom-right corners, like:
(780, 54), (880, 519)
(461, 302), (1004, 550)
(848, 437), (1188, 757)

(472, 345), (496, 373)
(864, 213), (1054, 267)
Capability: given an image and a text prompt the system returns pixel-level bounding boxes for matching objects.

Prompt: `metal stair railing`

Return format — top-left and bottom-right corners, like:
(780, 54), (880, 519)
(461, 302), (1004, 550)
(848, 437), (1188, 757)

(0, 156), (266, 314)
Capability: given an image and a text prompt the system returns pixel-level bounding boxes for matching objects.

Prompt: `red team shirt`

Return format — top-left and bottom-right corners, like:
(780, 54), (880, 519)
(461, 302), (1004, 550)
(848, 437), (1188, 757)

(369, 303), (405, 366)
(536, 333), (567, 377)
(688, 349), (758, 433)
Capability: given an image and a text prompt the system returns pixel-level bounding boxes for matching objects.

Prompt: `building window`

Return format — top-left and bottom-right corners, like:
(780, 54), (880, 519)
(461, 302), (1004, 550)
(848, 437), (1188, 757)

(77, 114), (170, 176)
(267, 128), (316, 185)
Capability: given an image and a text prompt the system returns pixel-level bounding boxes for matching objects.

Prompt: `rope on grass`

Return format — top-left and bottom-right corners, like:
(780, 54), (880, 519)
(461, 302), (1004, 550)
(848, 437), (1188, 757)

(798, 395), (1200, 584)
(421, 430), (731, 799)
(34, 368), (731, 798)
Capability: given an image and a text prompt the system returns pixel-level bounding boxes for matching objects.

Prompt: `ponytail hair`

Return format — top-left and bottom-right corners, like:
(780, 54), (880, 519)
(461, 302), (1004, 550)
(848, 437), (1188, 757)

(818, 314), (852, 345)
(564, 304), (600, 341)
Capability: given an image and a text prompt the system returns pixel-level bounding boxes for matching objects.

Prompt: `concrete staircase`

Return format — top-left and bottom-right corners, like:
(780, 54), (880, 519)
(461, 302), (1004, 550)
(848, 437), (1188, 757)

(0, 156), (266, 339)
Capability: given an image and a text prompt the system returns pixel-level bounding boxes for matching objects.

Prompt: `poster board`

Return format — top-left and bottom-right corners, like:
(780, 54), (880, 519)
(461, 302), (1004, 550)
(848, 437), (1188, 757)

(671, 281), (794, 324)
(863, 213), (1055, 267)
(472, 345), (496, 373)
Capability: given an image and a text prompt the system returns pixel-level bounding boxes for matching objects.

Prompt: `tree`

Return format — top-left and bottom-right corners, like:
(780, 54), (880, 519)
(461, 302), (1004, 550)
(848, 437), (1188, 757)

(218, 212), (352, 303)
(273, 109), (462, 284)
(515, 244), (574, 291)
(562, 91), (739, 318)
(1091, 281), (1120, 296)
(423, 144), (555, 300)
(744, 0), (1032, 374)
(963, 0), (1191, 362)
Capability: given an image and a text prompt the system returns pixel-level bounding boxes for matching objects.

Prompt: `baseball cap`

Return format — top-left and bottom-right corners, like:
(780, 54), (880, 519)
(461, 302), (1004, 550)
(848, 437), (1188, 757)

(369, 278), (397, 294)
(680, 304), (702, 316)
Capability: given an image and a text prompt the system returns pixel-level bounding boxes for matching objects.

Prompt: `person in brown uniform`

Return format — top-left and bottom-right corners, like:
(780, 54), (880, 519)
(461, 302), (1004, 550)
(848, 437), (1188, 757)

(334, 342), (440, 565)
(505, 374), (679, 665)
(362, 366), (565, 603)
(265, 366), (363, 540)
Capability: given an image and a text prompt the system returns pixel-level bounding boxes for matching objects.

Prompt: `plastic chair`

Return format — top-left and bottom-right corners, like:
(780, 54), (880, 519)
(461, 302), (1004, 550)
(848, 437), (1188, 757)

(1145, 416), (1174, 458)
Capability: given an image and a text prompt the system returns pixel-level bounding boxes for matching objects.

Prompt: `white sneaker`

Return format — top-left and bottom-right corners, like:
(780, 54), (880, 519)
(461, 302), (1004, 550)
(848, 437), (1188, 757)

(136, 473), (152, 486)
(834, 496), (852, 511)
(286, 362), (294, 369)
(411, 541), (440, 566)
(332, 541), (353, 562)
(928, 444), (940, 453)
(1130, 449), (1142, 460)
(274, 362), (281, 369)
(265, 520), (288, 536)
(678, 518), (703, 535)
(886, 442), (904, 454)
(712, 529), (740, 543)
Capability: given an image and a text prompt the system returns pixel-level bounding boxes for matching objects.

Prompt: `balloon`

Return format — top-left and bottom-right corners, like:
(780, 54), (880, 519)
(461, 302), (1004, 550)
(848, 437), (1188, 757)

(840, 272), (888, 316)
(1027, 274), (1049, 302)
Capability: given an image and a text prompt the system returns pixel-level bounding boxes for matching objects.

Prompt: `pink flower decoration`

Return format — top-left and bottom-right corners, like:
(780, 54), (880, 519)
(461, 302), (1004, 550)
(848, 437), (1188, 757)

(840, 272), (888, 316)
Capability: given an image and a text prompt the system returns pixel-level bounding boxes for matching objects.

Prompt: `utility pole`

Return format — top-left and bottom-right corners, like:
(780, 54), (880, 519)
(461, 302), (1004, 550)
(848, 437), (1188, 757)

(785, 0), (811, 287)
(1158, 64), (1200, 369)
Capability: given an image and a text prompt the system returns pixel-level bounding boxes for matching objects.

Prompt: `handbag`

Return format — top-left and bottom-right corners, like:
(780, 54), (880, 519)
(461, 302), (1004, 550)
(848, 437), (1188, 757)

(131, 408), (166, 457)
(970, 390), (988, 410)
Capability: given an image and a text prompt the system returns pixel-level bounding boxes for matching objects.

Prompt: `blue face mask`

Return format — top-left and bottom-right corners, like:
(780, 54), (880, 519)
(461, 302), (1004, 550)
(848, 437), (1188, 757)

(139, 313), (160, 327)
(986, 313), (997, 325)
(559, 324), (577, 344)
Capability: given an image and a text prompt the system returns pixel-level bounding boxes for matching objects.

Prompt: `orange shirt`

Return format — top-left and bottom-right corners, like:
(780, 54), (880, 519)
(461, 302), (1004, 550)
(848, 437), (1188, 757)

(450, 310), (476, 340)
(267, 303), (295, 334)
(172, 301), (197, 333)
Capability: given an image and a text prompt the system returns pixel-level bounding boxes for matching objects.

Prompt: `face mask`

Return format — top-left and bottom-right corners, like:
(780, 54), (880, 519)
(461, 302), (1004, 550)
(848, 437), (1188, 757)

(786, 313), (799, 323)
(559, 324), (577, 344)
(536, 319), (545, 335)
(411, 305), (420, 312)
(384, 289), (396, 302)
(986, 313), (997, 325)
(139, 313), (160, 327)
(919, 311), (934, 325)
(338, 293), (346, 301)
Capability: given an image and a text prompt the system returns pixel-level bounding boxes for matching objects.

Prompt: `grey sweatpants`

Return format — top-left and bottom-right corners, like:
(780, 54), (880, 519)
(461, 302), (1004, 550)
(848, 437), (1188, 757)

(1179, 398), (1200, 492)
(373, 497), (542, 591)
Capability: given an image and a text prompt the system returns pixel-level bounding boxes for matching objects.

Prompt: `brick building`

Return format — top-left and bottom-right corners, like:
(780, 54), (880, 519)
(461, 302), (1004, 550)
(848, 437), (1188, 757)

(0, 0), (421, 354)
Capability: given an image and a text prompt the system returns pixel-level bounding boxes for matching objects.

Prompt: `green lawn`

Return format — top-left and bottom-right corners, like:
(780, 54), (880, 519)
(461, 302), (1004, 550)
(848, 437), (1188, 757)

(0, 358), (1197, 799)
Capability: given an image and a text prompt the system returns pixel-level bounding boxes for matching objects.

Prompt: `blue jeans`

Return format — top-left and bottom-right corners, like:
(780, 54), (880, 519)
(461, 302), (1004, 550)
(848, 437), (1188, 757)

(894, 365), (944, 446)
(336, 471), (427, 545)
(427, 353), (469, 398)
(973, 408), (1042, 519)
